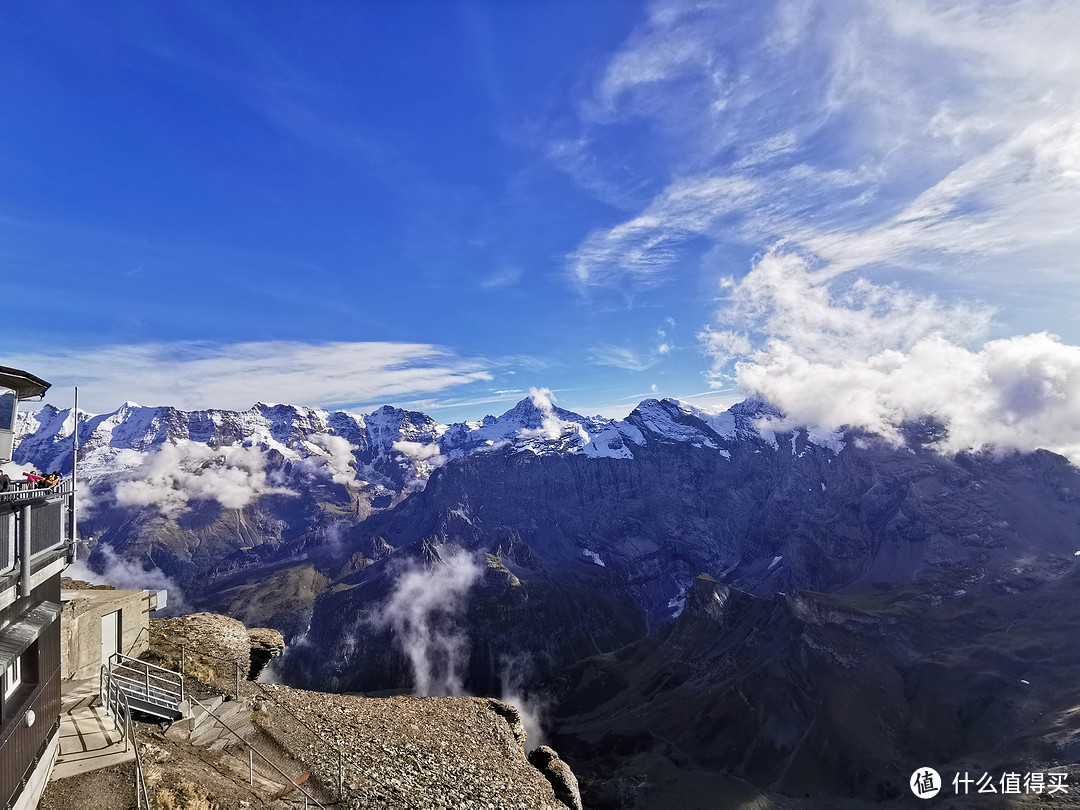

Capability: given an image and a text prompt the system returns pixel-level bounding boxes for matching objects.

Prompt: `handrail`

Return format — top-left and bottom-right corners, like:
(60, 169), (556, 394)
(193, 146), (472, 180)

(150, 632), (421, 808)
(111, 651), (184, 679)
(110, 668), (184, 696)
(108, 674), (178, 695)
(101, 664), (150, 808)
(117, 689), (150, 809)
(107, 682), (179, 709)
(110, 670), (181, 693)
(109, 652), (184, 706)
(187, 694), (328, 809)
(0, 477), (75, 504)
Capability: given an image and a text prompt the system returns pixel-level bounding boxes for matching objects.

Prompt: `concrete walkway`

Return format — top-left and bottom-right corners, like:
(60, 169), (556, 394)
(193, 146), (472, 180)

(51, 678), (134, 780)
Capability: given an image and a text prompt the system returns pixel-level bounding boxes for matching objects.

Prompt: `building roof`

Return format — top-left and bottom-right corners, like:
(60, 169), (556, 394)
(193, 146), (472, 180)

(0, 365), (50, 399)
(0, 601), (61, 670)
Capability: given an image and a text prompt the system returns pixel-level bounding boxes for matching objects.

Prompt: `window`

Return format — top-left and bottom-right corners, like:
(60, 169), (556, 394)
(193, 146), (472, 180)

(3, 657), (21, 700)
(0, 389), (15, 432)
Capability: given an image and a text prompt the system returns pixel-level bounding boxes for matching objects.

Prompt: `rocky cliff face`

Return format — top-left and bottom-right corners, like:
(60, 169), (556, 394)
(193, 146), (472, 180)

(18, 395), (1080, 807)
(550, 561), (1080, 807)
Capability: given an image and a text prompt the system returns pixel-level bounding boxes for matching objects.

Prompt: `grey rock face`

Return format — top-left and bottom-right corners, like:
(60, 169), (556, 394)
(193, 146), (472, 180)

(247, 626), (285, 679)
(529, 745), (583, 810)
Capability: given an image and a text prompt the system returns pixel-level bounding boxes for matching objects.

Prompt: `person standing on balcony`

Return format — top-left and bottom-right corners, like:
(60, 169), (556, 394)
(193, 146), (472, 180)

(0, 469), (9, 492)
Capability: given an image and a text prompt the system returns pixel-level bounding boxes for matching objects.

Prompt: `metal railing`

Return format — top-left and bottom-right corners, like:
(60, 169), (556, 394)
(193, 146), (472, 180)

(0, 478), (75, 576)
(101, 665), (152, 809)
(0, 476), (74, 505)
(104, 653), (184, 719)
(187, 694), (327, 809)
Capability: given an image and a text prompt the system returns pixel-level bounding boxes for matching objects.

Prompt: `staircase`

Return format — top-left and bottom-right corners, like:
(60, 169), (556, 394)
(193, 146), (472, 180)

(101, 653), (184, 723)
(96, 650), (328, 807)
(171, 695), (254, 751)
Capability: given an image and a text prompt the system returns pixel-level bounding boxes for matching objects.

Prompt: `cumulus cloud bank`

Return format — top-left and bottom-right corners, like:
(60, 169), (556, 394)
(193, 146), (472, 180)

(113, 441), (294, 518)
(705, 252), (1080, 461)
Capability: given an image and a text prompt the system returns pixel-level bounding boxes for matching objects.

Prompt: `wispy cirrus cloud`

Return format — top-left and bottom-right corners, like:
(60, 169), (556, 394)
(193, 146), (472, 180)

(589, 320), (678, 371)
(477, 265), (523, 290)
(8, 341), (492, 414)
(588, 345), (657, 372)
(563, 0), (1080, 293)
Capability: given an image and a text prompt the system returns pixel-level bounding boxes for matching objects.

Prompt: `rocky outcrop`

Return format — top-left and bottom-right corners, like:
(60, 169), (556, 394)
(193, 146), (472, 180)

(529, 746), (583, 810)
(148, 614), (283, 681)
(246, 626), (284, 679)
(149, 613), (258, 684)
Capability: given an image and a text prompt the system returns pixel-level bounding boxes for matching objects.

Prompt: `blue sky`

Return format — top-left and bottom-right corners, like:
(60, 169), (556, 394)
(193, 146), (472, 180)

(4, 1), (1080, 449)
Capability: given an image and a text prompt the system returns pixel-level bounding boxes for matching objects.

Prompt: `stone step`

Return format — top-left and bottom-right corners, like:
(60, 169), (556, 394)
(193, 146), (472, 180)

(189, 695), (226, 731)
(188, 697), (254, 747)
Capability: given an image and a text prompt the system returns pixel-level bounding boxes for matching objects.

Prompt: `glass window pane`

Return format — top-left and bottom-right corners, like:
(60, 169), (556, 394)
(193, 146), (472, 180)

(0, 390), (14, 432)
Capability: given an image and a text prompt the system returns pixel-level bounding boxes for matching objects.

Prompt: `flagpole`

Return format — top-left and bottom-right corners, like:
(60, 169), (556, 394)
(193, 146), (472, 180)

(69, 387), (78, 563)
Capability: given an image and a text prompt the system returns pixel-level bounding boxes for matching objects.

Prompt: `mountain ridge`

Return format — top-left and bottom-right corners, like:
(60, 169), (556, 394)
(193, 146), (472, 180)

(14, 393), (1080, 807)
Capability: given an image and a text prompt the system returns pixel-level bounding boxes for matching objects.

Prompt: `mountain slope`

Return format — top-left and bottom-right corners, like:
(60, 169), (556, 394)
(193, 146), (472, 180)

(14, 393), (1080, 807)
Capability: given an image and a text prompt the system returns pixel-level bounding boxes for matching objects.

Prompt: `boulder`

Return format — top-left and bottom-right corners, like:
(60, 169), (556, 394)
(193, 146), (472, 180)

(529, 745), (583, 810)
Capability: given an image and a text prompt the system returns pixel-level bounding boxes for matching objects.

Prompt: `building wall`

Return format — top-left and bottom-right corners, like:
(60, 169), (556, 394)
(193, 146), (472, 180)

(60, 589), (150, 681)
(0, 576), (61, 810)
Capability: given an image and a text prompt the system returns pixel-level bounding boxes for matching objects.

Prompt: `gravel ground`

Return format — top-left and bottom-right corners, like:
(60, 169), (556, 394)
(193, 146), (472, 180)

(40, 759), (139, 810)
(248, 682), (571, 810)
(40, 682), (577, 810)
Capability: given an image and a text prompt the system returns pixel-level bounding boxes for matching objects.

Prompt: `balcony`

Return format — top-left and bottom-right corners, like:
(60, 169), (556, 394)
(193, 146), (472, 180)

(0, 479), (74, 609)
(0, 477), (75, 509)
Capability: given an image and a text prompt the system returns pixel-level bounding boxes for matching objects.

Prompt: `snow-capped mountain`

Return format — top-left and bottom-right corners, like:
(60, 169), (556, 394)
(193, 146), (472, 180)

(15, 393), (835, 505)
(15, 392), (1080, 807)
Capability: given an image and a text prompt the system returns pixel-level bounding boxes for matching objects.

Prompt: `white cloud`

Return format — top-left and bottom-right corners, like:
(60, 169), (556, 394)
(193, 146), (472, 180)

(392, 440), (444, 462)
(392, 439), (448, 491)
(303, 434), (360, 487)
(372, 550), (483, 696)
(568, 174), (761, 288)
(588, 346), (655, 372)
(520, 386), (565, 441)
(67, 545), (190, 615)
(112, 441), (295, 518)
(589, 323), (678, 371)
(562, 0), (1080, 307)
(7, 341), (492, 413)
(477, 266), (523, 290)
(708, 252), (1080, 461)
